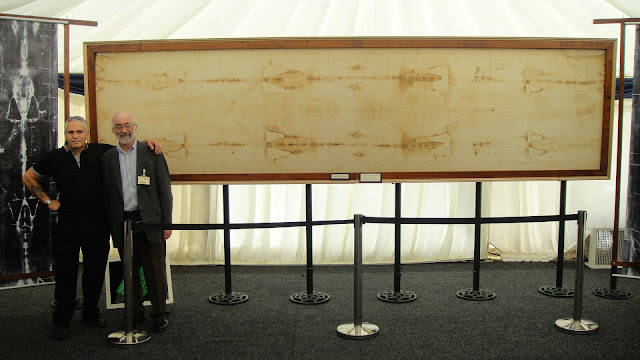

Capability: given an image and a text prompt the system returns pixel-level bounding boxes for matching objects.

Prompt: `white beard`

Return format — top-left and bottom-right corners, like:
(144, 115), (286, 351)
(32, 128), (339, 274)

(116, 133), (133, 144)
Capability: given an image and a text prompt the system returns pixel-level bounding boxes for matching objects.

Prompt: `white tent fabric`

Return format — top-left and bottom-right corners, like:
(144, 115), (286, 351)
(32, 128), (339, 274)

(2, 1), (639, 265)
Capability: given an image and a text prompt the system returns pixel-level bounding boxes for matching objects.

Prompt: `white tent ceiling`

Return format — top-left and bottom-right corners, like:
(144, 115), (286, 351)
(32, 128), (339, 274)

(2, 1), (640, 263)
(1, 0), (639, 74)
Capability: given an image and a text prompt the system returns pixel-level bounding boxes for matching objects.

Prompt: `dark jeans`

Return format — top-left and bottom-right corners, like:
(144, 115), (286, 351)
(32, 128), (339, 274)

(52, 221), (110, 327)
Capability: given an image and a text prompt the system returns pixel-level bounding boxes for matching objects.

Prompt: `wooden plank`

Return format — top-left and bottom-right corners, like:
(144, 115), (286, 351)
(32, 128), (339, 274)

(594, 18), (640, 24)
(0, 13), (97, 26)
(140, 38), (354, 51)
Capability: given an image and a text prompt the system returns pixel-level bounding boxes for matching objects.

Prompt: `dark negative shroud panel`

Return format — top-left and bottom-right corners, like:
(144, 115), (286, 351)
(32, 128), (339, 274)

(86, 38), (615, 183)
(0, 20), (57, 286)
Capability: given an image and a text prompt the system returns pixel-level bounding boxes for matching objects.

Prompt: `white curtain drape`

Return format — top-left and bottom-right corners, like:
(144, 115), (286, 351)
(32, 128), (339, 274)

(41, 0), (638, 265)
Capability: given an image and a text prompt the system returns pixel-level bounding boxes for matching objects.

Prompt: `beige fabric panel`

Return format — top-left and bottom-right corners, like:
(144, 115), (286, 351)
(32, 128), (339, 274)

(93, 45), (609, 180)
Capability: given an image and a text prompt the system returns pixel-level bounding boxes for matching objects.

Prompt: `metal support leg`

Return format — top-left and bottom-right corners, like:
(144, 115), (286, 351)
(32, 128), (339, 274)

(555, 211), (599, 334)
(540, 181), (575, 297)
(108, 220), (151, 346)
(291, 184), (330, 305)
(337, 214), (379, 339)
(593, 22), (638, 299)
(593, 265), (633, 299)
(210, 185), (248, 305)
(457, 182), (496, 301)
(378, 183), (416, 303)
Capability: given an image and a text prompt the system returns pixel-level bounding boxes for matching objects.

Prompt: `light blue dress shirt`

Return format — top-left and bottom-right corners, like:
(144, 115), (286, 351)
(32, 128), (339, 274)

(117, 141), (138, 211)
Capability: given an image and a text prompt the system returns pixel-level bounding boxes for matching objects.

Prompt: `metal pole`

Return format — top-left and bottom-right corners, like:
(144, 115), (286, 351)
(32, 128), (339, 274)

(456, 182), (495, 300)
(209, 185), (248, 305)
(472, 182), (482, 291)
(556, 181), (567, 288)
(354, 214), (363, 326)
(555, 211), (598, 334)
(337, 214), (379, 339)
(107, 220), (151, 345)
(290, 184), (330, 304)
(394, 183), (401, 293)
(306, 184), (313, 294)
(223, 185), (232, 295)
(377, 183), (416, 302)
(539, 181), (574, 297)
(124, 220), (134, 337)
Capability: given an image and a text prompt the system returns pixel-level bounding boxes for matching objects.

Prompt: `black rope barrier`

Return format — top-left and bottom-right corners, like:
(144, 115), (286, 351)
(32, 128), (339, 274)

(144, 213), (578, 231)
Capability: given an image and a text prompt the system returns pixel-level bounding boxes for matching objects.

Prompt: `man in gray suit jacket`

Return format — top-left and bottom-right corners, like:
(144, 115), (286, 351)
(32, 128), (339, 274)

(102, 111), (173, 333)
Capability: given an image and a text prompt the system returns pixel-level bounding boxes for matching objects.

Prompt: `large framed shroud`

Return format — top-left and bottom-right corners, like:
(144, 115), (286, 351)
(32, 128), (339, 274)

(84, 38), (616, 183)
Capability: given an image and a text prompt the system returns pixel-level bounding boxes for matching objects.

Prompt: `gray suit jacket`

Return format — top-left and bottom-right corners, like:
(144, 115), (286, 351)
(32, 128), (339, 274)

(101, 140), (173, 248)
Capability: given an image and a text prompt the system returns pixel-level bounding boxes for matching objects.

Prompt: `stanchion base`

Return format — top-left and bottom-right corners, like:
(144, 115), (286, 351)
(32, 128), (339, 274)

(377, 290), (417, 303)
(539, 285), (575, 298)
(290, 291), (330, 305)
(456, 288), (496, 301)
(592, 287), (633, 299)
(108, 330), (151, 346)
(50, 298), (84, 309)
(555, 318), (598, 334)
(336, 323), (379, 339)
(209, 291), (249, 305)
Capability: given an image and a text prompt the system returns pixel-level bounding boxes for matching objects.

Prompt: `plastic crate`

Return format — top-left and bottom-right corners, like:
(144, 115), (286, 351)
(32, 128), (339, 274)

(587, 228), (625, 269)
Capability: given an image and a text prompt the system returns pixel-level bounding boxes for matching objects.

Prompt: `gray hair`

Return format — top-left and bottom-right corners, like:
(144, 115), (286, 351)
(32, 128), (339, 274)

(111, 111), (136, 126)
(64, 116), (88, 132)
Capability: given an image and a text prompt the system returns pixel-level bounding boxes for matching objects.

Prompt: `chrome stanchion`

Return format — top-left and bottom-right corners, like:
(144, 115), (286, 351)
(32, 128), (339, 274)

(555, 210), (598, 334)
(108, 220), (151, 346)
(337, 214), (379, 339)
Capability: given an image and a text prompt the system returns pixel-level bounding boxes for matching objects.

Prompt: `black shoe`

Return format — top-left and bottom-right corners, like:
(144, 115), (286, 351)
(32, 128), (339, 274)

(153, 319), (169, 333)
(53, 325), (68, 340)
(83, 314), (107, 328)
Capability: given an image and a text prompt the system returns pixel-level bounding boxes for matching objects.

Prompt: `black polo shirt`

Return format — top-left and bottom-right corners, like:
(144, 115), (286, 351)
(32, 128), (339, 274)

(32, 143), (113, 223)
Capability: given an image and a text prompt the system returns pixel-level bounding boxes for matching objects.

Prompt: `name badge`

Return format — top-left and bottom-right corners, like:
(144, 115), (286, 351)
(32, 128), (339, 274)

(138, 169), (151, 186)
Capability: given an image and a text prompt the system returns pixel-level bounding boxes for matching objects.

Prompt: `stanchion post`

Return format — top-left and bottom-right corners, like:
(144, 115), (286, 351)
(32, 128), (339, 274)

(337, 214), (379, 339)
(108, 220), (151, 346)
(555, 210), (598, 334)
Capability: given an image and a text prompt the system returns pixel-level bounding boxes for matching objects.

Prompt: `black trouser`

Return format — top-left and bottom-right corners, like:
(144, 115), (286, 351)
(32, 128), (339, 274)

(52, 220), (110, 327)
(117, 211), (169, 320)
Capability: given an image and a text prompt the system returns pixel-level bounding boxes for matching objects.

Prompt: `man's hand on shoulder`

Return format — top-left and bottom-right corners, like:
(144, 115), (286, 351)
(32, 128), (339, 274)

(145, 139), (163, 155)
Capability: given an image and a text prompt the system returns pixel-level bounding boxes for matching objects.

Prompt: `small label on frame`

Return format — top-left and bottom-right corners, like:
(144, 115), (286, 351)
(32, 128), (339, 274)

(330, 173), (350, 181)
(359, 173), (382, 183)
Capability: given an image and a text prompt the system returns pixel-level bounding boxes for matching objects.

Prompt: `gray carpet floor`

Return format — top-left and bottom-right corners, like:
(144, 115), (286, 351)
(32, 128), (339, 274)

(1, 261), (639, 359)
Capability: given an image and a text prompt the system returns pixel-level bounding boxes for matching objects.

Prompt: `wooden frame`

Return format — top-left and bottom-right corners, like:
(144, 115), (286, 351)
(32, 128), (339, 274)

(85, 37), (616, 183)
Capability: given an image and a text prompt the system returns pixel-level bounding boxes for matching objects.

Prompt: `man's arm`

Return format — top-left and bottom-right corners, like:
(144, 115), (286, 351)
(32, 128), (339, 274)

(22, 168), (60, 211)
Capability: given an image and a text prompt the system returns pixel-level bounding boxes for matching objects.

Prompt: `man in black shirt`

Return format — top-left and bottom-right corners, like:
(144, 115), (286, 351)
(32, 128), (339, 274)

(22, 116), (161, 340)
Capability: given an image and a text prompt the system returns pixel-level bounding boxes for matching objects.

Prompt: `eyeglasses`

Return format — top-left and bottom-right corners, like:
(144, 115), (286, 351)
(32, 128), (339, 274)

(113, 123), (135, 131)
